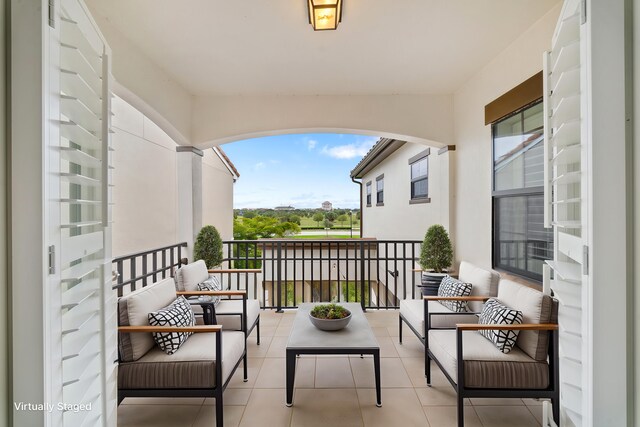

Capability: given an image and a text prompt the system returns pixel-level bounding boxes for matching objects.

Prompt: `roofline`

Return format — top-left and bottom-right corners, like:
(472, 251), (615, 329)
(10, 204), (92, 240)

(350, 138), (407, 179)
(213, 146), (241, 178)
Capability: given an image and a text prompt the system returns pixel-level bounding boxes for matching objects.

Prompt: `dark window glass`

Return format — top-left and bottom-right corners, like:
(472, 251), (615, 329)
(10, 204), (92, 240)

(376, 178), (384, 204)
(492, 101), (552, 282)
(410, 157), (428, 199)
(366, 182), (372, 206)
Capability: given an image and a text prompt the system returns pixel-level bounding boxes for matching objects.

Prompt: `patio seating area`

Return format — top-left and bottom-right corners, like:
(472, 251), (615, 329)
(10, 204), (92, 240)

(117, 309), (546, 427)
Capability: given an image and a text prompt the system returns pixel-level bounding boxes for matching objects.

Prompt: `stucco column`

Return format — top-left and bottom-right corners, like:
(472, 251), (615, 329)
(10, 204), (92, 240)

(176, 147), (203, 260)
(437, 145), (456, 259)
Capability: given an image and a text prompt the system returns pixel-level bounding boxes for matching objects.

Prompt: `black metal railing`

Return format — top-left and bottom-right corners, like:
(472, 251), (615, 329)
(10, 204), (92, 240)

(223, 239), (422, 311)
(112, 242), (188, 296)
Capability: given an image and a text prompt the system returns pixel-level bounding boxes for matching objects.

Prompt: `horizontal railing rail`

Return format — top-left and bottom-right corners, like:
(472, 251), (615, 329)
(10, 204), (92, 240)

(112, 242), (188, 296)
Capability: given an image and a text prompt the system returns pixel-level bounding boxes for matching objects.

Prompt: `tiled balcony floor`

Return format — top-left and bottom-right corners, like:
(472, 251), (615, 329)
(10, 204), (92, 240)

(118, 309), (544, 427)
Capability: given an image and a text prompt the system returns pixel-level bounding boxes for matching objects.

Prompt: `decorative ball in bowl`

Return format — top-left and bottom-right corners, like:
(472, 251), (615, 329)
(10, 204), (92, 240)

(309, 304), (352, 331)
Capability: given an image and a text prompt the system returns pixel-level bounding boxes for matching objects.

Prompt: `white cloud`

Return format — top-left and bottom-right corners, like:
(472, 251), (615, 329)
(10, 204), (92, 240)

(307, 139), (317, 150)
(254, 162), (266, 170)
(320, 138), (377, 160)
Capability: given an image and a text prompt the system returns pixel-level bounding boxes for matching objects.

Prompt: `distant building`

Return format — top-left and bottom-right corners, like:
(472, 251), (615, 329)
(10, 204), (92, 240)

(274, 205), (294, 211)
(321, 201), (333, 211)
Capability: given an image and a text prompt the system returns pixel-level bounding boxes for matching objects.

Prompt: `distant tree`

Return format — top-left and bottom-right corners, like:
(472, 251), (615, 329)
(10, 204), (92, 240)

(234, 216), (300, 239)
(325, 212), (336, 222)
(289, 215), (301, 225)
(243, 211), (256, 219)
(337, 214), (348, 225)
(356, 211), (361, 220)
(324, 219), (334, 229)
(312, 212), (324, 226)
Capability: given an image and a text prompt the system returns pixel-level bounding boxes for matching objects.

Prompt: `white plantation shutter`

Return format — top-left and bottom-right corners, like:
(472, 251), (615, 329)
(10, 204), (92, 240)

(48, 0), (117, 425)
(543, 0), (586, 426)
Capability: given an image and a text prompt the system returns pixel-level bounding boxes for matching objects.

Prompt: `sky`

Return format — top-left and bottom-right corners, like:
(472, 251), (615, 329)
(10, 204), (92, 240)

(221, 133), (379, 209)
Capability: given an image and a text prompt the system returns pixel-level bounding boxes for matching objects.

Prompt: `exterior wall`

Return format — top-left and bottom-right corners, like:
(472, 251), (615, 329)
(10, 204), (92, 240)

(360, 143), (448, 241)
(452, 4), (560, 270)
(202, 149), (235, 240)
(112, 96), (236, 257)
(112, 96), (180, 256)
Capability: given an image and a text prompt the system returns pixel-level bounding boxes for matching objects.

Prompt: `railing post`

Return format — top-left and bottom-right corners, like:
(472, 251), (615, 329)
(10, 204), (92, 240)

(360, 240), (366, 312)
(276, 241), (283, 313)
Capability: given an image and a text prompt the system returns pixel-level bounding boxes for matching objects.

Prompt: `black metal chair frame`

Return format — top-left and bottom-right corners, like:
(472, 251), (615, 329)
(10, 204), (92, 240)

(423, 296), (560, 427)
(117, 290), (251, 427)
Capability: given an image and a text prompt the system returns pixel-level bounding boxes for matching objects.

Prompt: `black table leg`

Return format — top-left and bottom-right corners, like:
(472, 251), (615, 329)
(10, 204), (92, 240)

(373, 349), (382, 407)
(286, 349), (296, 407)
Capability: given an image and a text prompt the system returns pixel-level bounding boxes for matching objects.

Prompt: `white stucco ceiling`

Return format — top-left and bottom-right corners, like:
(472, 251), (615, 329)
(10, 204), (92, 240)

(86, 0), (560, 96)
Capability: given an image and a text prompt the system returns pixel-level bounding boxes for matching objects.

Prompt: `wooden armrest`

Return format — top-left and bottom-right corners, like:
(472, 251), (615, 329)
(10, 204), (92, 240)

(456, 323), (558, 331)
(208, 269), (262, 274)
(119, 325), (222, 333)
(423, 296), (490, 301)
(177, 290), (247, 297)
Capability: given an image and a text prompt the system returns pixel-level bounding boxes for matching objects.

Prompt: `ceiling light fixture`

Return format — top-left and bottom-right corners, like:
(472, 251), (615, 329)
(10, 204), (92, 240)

(307, 0), (342, 31)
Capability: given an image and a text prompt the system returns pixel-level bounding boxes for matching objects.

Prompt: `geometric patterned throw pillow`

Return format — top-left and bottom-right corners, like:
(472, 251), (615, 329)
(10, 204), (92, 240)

(197, 276), (223, 306)
(478, 298), (523, 354)
(437, 275), (472, 312)
(148, 296), (196, 355)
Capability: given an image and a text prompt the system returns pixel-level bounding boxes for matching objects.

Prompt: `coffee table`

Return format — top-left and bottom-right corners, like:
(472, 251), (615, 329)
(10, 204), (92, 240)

(285, 303), (381, 407)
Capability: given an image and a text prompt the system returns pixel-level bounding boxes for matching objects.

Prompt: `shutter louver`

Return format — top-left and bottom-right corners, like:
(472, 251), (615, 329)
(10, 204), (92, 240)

(543, 0), (585, 425)
(54, 0), (117, 425)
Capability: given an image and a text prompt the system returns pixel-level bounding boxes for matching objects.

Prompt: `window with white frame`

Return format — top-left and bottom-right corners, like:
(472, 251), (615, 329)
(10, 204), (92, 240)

(376, 175), (384, 205)
(409, 148), (430, 203)
(366, 181), (372, 206)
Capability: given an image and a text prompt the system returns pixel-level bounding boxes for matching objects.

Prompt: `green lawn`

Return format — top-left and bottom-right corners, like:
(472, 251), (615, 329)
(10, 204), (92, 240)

(299, 216), (360, 229)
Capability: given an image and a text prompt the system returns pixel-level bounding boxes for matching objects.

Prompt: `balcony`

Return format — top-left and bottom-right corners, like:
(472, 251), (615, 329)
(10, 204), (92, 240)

(113, 242), (548, 427)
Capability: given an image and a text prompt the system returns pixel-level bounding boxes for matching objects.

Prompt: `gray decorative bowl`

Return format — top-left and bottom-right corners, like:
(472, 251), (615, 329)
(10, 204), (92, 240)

(309, 311), (352, 331)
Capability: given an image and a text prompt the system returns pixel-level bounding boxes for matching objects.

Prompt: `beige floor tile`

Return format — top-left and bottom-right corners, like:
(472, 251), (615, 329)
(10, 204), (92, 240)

(204, 388), (252, 406)
(474, 405), (541, 427)
(371, 326), (390, 337)
(394, 338), (425, 358)
(358, 388), (428, 427)
(315, 357), (355, 388)
(247, 335), (273, 358)
(416, 386), (463, 407)
(193, 404), (245, 427)
(470, 398), (525, 406)
(290, 389), (363, 427)
(258, 311), (283, 326)
(351, 357), (413, 388)
(387, 326), (400, 337)
(528, 404), (544, 425)
(400, 357), (428, 387)
(266, 336), (289, 358)
(423, 405), (482, 427)
(228, 357), (264, 389)
(120, 397), (204, 405)
(376, 336), (400, 358)
(257, 325), (278, 337)
(274, 323), (293, 336)
(239, 388), (292, 427)
(294, 357), (316, 388)
(254, 357), (286, 388)
(118, 404), (200, 427)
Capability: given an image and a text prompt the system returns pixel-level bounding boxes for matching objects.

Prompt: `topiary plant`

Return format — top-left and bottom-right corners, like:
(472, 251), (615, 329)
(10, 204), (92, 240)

(193, 225), (223, 268)
(420, 224), (453, 273)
